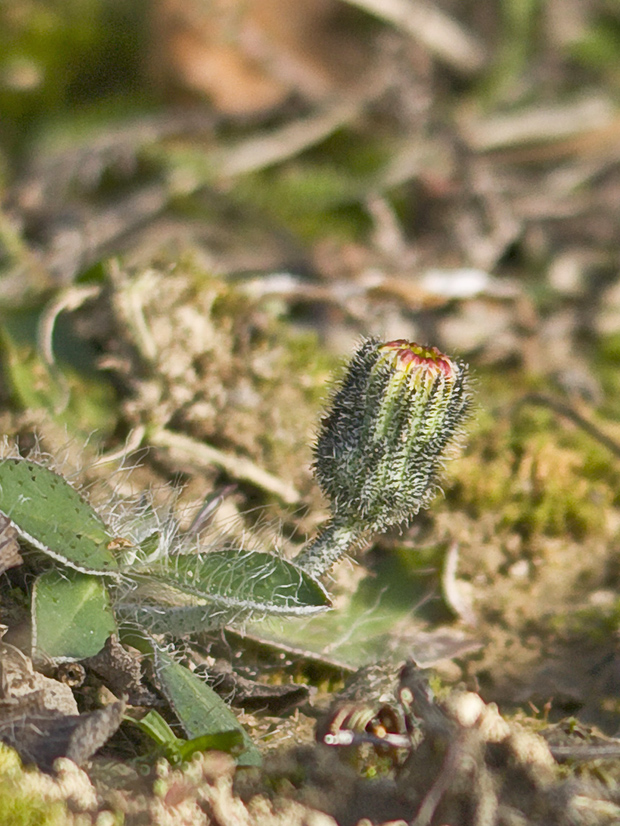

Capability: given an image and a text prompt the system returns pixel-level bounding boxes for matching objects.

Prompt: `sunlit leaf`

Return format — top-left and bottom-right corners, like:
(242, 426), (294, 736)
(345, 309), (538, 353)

(154, 648), (261, 767)
(0, 458), (118, 575)
(253, 547), (480, 669)
(131, 709), (244, 764)
(32, 569), (117, 662)
(134, 550), (331, 616)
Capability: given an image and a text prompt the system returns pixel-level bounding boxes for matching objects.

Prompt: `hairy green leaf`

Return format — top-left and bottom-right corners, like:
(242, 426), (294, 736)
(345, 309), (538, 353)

(0, 459), (118, 575)
(116, 602), (237, 636)
(135, 550), (331, 616)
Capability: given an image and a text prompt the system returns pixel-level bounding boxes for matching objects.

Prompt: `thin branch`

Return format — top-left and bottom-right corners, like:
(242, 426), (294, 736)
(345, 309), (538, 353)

(462, 95), (615, 153)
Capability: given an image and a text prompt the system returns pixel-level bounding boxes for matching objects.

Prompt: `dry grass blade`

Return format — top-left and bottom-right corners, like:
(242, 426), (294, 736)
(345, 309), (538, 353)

(340, 0), (486, 73)
(214, 94), (379, 179)
(150, 427), (300, 504)
(462, 96), (616, 153)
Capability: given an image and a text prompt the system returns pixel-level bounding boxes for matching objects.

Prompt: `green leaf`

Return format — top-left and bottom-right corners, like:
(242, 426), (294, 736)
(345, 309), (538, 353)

(154, 648), (261, 767)
(135, 550), (331, 616)
(0, 459), (118, 575)
(130, 709), (244, 765)
(32, 569), (117, 662)
(254, 545), (478, 669)
(130, 709), (182, 750)
(117, 602), (236, 636)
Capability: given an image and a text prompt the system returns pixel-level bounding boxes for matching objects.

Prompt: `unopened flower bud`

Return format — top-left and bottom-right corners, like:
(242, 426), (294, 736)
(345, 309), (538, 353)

(295, 339), (470, 576)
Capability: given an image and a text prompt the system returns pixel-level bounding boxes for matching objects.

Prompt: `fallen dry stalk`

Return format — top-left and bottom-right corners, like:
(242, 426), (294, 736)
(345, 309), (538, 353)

(340, 0), (486, 74)
(150, 427), (300, 505)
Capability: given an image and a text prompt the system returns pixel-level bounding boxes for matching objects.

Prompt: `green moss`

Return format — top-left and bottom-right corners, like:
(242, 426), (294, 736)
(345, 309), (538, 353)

(594, 334), (620, 414)
(0, 746), (68, 826)
(549, 599), (620, 645)
(446, 372), (618, 543)
(598, 333), (620, 363)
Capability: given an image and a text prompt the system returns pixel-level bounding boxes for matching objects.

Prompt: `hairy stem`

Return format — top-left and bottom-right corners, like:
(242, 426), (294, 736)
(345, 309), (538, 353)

(294, 521), (367, 578)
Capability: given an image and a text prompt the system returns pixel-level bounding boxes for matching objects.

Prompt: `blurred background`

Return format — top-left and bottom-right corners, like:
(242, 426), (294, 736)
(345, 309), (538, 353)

(2, 0), (620, 722)
(2, 1), (620, 361)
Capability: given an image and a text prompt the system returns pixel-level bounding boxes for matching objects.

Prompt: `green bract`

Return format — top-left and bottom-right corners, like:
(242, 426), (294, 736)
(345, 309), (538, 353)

(314, 339), (470, 531)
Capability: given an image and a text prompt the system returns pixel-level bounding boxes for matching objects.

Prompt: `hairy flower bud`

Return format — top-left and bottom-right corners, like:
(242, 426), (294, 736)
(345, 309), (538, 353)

(295, 339), (470, 576)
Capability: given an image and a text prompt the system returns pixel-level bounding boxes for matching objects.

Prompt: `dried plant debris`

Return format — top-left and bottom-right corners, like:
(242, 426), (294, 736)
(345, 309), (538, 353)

(246, 660), (620, 826)
(0, 633), (125, 772)
(0, 700), (126, 774)
(0, 633), (78, 717)
(83, 634), (157, 707)
(196, 658), (311, 715)
(151, 0), (373, 115)
(98, 260), (333, 509)
(0, 514), (22, 575)
(141, 751), (341, 826)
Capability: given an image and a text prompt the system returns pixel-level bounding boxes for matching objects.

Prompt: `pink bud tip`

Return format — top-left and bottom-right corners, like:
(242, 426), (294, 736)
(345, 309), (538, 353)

(380, 340), (454, 378)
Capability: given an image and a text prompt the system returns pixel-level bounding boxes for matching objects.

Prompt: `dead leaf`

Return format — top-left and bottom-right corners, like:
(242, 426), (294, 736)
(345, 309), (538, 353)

(0, 700), (126, 772)
(150, 0), (369, 114)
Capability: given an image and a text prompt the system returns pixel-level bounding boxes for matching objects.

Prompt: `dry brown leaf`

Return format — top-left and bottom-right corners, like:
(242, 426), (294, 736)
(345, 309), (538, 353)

(151, 0), (369, 114)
